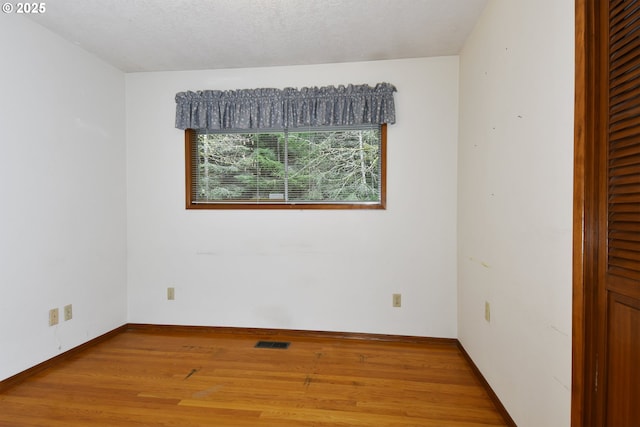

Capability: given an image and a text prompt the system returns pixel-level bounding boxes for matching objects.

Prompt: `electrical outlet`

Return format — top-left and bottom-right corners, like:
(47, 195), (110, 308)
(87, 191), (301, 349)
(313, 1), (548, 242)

(49, 308), (59, 326)
(167, 287), (175, 300)
(485, 301), (491, 322)
(392, 293), (402, 308)
(64, 304), (73, 321)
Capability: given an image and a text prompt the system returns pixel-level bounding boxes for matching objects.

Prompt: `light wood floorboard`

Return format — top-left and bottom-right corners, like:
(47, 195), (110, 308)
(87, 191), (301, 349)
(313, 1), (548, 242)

(0, 329), (508, 426)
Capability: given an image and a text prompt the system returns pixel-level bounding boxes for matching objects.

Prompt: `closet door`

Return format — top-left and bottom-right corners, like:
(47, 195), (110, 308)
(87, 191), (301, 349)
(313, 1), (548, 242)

(575, 0), (640, 424)
(601, 0), (640, 425)
(600, 0), (640, 426)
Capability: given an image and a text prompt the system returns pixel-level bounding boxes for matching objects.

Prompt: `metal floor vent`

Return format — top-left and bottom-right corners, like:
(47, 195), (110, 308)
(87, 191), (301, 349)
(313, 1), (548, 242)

(255, 340), (290, 349)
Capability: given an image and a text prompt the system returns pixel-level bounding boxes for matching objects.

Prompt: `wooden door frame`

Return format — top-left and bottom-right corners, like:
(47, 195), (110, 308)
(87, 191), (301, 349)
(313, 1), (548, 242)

(572, 0), (592, 425)
(572, 0), (608, 425)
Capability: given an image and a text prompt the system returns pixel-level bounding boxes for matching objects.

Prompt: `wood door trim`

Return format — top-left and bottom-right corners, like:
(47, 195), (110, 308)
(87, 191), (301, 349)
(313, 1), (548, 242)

(572, 1), (587, 423)
(573, 0), (621, 425)
(573, 0), (597, 425)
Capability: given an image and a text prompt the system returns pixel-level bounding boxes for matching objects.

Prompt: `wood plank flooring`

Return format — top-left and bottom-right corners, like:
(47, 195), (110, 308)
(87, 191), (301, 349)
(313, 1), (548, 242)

(0, 328), (508, 426)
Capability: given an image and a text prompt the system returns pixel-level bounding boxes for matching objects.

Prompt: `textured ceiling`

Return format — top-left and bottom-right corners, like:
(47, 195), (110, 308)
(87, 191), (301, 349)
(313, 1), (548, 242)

(28, 0), (487, 72)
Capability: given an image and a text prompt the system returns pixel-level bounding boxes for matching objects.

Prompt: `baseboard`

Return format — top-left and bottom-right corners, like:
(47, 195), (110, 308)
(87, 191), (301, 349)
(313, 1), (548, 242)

(0, 324), (128, 393)
(457, 341), (518, 427)
(126, 323), (459, 346)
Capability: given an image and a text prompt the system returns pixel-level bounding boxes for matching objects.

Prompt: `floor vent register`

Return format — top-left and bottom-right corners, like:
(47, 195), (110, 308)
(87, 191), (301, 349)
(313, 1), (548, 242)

(254, 341), (291, 349)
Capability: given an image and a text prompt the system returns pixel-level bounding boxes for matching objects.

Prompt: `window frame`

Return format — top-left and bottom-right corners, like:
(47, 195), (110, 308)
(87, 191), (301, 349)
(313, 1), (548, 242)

(185, 124), (386, 210)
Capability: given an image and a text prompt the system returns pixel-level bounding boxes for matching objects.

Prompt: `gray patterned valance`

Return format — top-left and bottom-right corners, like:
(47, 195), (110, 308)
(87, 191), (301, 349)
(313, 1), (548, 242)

(175, 83), (396, 130)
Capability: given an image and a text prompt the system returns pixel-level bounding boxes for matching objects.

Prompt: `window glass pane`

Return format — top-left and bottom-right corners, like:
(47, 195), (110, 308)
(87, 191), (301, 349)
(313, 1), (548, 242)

(195, 133), (285, 202)
(287, 129), (381, 202)
(192, 125), (381, 206)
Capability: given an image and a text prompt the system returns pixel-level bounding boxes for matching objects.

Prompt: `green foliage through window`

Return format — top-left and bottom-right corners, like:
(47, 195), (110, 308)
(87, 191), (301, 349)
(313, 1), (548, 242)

(189, 125), (384, 207)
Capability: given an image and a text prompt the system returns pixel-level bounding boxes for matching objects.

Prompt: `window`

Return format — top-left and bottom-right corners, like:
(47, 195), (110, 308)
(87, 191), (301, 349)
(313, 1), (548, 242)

(185, 124), (386, 209)
(176, 82), (396, 209)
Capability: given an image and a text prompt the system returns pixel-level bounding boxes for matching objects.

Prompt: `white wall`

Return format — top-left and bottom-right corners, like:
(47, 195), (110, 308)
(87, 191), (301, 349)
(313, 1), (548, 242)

(458, 1), (574, 426)
(0, 16), (127, 381)
(126, 57), (459, 337)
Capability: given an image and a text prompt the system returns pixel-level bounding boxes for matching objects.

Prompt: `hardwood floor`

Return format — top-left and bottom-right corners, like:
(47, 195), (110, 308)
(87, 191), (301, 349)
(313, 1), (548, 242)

(0, 327), (509, 426)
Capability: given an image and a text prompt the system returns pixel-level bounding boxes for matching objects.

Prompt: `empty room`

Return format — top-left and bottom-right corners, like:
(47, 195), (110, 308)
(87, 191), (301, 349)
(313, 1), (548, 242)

(2, 0), (627, 426)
